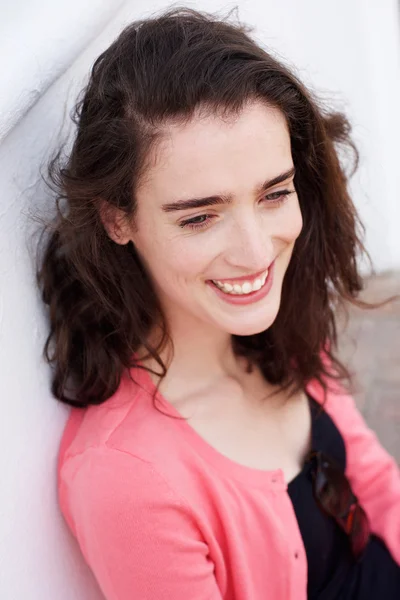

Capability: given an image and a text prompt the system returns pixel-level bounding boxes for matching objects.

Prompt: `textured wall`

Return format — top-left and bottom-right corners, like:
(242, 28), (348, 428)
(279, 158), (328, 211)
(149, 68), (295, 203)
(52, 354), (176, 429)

(0, 1), (399, 598)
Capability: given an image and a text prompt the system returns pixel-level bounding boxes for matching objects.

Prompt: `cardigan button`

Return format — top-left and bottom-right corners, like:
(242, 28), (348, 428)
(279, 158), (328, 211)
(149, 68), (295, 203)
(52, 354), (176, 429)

(294, 551), (299, 559)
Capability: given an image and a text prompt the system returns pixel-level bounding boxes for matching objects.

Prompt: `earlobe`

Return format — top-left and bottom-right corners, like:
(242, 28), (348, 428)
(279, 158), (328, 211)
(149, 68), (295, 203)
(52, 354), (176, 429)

(99, 199), (131, 245)
(110, 225), (130, 245)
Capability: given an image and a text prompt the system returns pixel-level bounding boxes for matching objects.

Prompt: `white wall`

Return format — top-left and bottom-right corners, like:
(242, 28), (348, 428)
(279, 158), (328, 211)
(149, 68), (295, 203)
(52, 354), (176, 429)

(0, 1), (399, 598)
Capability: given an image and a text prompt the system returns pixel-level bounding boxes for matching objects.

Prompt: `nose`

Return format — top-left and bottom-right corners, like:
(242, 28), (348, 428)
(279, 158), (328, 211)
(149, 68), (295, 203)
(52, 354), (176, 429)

(225, 212), (273, 272)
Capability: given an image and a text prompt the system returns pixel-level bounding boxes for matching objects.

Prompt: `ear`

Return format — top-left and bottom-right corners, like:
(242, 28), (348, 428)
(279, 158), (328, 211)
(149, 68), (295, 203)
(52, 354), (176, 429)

(98, 199), (133, 245)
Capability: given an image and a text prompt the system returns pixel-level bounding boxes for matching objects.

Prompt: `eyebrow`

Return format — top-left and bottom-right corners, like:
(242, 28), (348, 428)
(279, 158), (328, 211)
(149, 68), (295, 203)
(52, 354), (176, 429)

(161, 166), (296, 213)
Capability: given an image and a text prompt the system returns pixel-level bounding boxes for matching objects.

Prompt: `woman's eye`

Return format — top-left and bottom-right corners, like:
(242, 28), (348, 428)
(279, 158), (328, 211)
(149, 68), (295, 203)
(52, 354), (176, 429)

(264, 189), (295, 203)
(179, 189), (295, 231)
(179, 214), (213, 231)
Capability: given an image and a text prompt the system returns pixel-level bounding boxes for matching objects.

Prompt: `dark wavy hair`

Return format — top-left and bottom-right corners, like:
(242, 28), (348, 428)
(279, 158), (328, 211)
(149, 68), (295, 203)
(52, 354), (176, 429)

(36, 6), (384, 408)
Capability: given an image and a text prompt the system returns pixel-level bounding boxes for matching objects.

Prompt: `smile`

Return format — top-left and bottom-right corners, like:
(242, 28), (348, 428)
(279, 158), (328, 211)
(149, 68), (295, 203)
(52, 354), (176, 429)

(211, 269), (269, 295)
(206, 261), (275, 306)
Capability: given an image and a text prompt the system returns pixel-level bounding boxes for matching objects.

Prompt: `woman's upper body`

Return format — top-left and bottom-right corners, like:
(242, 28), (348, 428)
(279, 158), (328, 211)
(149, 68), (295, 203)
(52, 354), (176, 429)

(37, 8), (400, 600)
(58, 358), (400, 600)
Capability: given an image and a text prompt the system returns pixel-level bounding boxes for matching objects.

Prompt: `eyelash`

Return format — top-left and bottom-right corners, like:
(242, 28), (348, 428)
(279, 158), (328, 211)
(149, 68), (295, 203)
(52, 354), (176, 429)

(179, 189), (295, 231)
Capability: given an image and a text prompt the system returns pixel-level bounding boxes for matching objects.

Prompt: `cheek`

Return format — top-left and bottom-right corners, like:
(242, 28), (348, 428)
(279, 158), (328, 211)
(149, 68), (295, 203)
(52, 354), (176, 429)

(281, 200), (303, 243)
(165, 238), (213, 280)
(136, 229), (210, 286)
(293, 209), (303, 241)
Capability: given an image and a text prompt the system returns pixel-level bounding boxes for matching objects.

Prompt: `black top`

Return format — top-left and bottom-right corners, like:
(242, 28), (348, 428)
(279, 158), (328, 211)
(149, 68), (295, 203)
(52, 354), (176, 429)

(287, 395), (400, 599)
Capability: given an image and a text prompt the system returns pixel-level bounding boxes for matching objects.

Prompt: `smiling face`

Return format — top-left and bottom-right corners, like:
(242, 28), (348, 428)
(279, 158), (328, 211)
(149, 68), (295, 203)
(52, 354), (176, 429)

(117, 101), (303, 338)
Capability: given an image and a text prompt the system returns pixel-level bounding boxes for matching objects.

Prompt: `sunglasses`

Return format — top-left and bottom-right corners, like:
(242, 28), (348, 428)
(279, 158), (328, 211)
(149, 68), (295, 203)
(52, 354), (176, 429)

(306, 450), (370, 560)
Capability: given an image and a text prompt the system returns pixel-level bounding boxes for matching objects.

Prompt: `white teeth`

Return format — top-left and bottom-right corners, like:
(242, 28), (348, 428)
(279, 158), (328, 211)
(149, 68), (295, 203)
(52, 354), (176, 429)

(212, 269), (269, 295)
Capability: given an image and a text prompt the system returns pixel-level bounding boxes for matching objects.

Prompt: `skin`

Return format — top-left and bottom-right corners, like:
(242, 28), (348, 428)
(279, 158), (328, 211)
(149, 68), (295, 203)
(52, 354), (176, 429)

(107, 100), (310, 478)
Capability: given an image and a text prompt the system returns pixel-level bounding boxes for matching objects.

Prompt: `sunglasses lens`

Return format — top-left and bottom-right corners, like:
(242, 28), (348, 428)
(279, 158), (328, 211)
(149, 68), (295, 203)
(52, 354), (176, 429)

(315, 464), (352, 515)
(350, 506), (370, 559)
(311, 452), (370, 558)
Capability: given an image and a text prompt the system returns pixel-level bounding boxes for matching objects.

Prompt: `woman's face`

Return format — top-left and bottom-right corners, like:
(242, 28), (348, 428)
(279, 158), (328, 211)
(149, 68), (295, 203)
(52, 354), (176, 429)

(123, 101), (303, 337)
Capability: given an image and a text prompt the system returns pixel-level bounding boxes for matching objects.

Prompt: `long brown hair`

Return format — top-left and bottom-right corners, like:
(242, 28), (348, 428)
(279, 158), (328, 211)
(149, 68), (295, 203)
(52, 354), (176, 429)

(37, 6), (382, 407)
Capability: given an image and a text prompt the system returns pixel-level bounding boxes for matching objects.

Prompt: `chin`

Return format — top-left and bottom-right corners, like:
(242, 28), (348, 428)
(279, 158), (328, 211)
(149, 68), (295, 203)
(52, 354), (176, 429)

(229, 323), (274, 338)
(227, 309), (280, 337)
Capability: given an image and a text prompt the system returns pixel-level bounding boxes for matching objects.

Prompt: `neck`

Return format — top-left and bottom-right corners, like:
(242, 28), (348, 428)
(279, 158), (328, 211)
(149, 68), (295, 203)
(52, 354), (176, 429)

(138, 312), (250, 395)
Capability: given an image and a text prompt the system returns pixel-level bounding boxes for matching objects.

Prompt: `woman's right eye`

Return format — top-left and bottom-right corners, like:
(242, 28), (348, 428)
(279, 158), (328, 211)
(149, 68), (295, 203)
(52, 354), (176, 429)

(179, 214), (215, 231)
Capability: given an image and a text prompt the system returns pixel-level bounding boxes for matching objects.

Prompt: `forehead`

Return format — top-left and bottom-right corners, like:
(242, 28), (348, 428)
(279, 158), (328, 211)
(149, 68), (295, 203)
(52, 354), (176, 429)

(139, 101), (292, 200)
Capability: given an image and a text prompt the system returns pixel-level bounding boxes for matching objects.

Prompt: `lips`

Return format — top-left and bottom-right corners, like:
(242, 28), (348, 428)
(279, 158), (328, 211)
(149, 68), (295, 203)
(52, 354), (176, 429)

(210, 266), (270, 286)
(212, 270), (269, 295)
(207, 260), (275, 305)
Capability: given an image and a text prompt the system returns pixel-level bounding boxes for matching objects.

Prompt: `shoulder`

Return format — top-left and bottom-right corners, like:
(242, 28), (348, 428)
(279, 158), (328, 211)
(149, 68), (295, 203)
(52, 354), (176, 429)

(306, 376), (358, 425)
(305, 348), (361, 430)
(59, 439), (210, 545)
(59, 444), (190, 532)
(57, 366), (207, 532)
(58, 365), (182, 470)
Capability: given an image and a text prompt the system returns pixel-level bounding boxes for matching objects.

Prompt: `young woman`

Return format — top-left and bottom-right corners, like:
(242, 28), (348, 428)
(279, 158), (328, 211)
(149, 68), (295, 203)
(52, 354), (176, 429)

(37, 7), (400, 600)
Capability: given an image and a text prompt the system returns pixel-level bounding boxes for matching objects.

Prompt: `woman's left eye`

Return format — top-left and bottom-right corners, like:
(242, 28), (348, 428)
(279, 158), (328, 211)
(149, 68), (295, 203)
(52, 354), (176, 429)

(263, 189), (295, 203)
(179, 189), (295, 231)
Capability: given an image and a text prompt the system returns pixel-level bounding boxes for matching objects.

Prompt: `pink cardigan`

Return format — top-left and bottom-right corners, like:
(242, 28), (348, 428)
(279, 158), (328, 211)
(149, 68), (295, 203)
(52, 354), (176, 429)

(58, 363), (400, 600)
